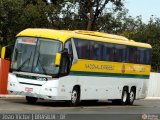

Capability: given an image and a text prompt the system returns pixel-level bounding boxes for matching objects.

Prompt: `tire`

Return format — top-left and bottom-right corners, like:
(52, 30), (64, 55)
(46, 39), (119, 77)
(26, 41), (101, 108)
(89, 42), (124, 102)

(121, 88), (128, 105)
(128, 88), (136, 105)
(70, 87), (80, 106)
(26, 96), (38, 104)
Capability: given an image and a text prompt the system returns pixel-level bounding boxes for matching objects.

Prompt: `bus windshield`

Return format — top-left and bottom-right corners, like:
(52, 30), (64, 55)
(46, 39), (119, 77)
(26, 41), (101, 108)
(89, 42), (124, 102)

(11, 37), (62, 76)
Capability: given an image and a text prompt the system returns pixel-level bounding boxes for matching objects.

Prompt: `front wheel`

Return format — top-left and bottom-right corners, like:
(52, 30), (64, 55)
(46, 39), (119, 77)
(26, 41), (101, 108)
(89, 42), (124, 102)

(26, 96), (38, 104)
(70, 87), (80, 106)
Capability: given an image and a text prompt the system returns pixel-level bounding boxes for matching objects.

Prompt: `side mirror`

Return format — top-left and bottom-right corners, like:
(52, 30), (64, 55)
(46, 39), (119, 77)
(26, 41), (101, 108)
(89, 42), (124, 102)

(1, 47), (6, 59)
(55, 53), (62, 66)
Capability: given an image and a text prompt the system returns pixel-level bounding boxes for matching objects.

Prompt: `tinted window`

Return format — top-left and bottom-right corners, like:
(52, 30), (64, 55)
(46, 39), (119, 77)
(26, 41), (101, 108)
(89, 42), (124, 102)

(135, 47), (151, 64)
(143, 48), (151, 64)
(126, 46), (137, 63)
(90, 41), (103, 60)
(137, 47), (145, 64)
(114, 45), (126, 62)
(74, 39), (90, 59)
(102, 43), (114, 61)
(73, 38), (151, 65)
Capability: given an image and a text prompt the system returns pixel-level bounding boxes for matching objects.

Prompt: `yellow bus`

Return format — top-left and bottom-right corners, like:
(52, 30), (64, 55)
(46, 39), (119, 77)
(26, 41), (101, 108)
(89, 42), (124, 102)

(4, 28), (151, 106)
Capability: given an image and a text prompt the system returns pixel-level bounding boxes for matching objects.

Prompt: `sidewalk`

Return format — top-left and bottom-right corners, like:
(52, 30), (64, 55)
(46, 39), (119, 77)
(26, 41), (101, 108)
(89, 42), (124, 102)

(0, 94), (24, 99)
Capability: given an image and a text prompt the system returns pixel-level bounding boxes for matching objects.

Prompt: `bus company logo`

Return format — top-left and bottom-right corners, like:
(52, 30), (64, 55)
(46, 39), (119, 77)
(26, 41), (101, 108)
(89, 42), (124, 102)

(25, 87), (33, 92)
(121, 64), (125, 73)
(85, 64), (114, 70)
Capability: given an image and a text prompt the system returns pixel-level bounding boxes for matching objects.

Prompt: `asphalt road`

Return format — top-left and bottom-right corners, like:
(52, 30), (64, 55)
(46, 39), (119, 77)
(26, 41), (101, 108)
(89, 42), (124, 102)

(0, 98), (160, 120)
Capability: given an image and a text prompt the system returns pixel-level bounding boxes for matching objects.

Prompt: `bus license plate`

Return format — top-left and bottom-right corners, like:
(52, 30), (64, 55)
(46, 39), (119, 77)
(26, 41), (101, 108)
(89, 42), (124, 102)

(25, 87), (33, 93)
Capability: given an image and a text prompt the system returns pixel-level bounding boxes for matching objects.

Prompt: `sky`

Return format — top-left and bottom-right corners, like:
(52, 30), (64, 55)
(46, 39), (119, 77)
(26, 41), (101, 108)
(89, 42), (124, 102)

(125, 0), (160, 23)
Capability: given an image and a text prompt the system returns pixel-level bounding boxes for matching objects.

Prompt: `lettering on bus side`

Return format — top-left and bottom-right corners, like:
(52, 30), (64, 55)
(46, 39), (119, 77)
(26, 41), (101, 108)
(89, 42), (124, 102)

(85, 64), (114, 70)
(129, 65), (146, 73)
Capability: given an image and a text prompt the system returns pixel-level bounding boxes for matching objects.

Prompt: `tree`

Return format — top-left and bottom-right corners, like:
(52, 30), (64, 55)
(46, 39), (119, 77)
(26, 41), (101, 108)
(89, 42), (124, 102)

(53, 0), (124, 31)
(78, 0), (124, 30)
(0, 0), (24, 46)
(0, 0), (63, 46)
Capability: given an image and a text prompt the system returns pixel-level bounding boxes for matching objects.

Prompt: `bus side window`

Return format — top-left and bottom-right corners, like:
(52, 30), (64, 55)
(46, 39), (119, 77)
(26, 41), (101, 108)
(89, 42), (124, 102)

(128, 46), (137, 63)
(107, 43), (114, 61)
(74, 39), (90, 59)
(114, 45), (126, 62)
(137, 48), (151, 65)
(102, 43), (114, 61)
(74, 40), (81, 58)
(143, 49), (151, 64)
(65, 40), (73, 55)
(137, 47), (144, 64)
(89, 41), (102, 60)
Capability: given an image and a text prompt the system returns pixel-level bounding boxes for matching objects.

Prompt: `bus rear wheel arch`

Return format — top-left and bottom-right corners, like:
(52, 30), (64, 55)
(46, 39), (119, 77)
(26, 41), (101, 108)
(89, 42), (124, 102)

(112, 86), (129, 105)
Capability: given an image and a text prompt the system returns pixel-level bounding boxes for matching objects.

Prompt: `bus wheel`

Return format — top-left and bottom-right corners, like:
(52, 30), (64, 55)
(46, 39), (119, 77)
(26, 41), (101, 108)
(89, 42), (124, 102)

(26, 96), (38, 104)
(70, 87), (80, 106)
(128, 88), (136, 105)
(121, 88), (128, 105)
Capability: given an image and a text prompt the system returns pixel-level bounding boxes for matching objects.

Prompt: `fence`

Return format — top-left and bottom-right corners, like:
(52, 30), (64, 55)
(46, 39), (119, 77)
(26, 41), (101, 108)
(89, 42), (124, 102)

(147, 72), (160, 97)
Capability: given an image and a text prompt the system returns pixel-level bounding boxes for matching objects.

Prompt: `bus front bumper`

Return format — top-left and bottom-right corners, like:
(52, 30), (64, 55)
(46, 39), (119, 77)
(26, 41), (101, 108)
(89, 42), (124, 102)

(8, 79), (68, 101)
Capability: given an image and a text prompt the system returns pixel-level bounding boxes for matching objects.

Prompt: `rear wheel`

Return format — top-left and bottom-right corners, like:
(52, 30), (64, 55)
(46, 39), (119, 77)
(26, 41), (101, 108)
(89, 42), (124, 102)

(128, 88), (136, 105)
(70, 87), (80, 106)
(26, 96), (38, 104)
(121, 88), (128, 105)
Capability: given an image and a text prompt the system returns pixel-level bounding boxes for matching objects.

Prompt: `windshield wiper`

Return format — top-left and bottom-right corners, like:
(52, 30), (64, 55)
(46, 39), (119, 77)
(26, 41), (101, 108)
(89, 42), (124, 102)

(17, 52), (32, 71)
(36, 42), (47, 75)
(37, 58), (47, 75)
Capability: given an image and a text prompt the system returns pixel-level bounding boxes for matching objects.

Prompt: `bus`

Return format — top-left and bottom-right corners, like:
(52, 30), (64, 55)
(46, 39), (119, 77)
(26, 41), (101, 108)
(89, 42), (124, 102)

(2, 28), (152, 106)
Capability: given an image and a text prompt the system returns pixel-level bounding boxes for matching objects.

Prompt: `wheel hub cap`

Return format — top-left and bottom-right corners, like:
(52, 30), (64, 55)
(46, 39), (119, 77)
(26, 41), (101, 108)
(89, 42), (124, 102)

(71, 91), (77, 103)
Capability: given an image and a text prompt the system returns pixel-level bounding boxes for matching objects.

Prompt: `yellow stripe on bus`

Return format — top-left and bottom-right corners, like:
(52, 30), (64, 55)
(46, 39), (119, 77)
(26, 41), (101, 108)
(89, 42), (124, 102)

(71, 59), (151, 76)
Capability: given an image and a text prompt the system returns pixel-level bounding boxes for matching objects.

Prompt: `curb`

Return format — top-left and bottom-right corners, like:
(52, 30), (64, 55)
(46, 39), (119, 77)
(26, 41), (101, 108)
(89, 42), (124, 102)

(0, 95), (24, 99)
(145, 97), (160, 100)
